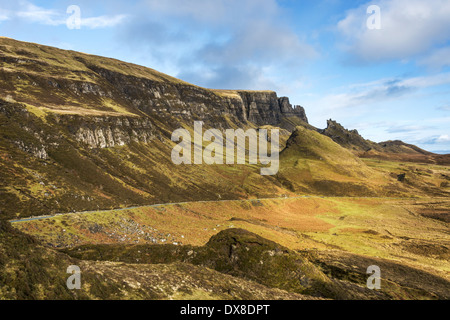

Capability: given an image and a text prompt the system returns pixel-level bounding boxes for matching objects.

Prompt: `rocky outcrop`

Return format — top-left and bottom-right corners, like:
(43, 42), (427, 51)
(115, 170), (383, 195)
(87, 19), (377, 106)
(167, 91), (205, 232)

(14, 140), (48, 159)
(278, 97), (308, 123)
(238, 91), (281, 125)
(237, 92), (308, 127)
(0, 100), (156, 157)
(0, 101), (52, 159)
(320, 120), (436, 156)
(320, 120), (381, 152)
(66, 116), (156, 149)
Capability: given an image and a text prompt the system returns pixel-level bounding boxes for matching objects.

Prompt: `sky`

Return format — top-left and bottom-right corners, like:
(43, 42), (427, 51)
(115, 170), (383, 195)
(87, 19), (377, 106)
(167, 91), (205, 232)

(0, 0), (449, 153)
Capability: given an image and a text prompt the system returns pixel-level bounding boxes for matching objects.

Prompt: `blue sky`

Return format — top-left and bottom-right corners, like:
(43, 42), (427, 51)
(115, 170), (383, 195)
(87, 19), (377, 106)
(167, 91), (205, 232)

(1, 0), (450, 153)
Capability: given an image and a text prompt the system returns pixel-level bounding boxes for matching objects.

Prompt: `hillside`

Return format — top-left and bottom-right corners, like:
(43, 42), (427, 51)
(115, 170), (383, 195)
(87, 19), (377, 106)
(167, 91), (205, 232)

(278, 126), (450, 197)
(0, 37), (313, 220)
(0, 219), (320, 300)
(1, 38), (448, 220)
(1, 38), (450, 301)
(0, 37), (307, 128)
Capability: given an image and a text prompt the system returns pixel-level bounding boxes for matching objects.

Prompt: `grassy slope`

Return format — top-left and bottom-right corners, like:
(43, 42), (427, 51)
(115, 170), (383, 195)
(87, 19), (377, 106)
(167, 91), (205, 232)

(1, 220), (316, 300)
(1, 106), (447, 220)
(278, 126), (449, 198)
(2, 37), (449, 300)
(0, 37), (191, 115)
(14, 196), (450, 299)
(0, 100), (287, 220)
(1, 38), (448, 219)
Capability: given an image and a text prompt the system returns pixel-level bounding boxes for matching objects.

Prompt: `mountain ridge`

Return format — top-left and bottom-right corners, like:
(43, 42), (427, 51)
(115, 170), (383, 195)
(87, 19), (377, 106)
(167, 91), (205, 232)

(0, 37), (308, 133)
(1, 37), (438, 154)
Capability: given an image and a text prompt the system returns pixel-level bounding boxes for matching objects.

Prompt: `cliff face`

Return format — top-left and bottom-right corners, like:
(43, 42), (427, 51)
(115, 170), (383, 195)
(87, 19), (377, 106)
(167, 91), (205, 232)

(278, 97), (308, 123)
(0, 37), (313, 219)
(86, 64), (308, 131)
(238, 92), (308, 127)
(66, 115), (156, 149)
(0, 37), (308, 146)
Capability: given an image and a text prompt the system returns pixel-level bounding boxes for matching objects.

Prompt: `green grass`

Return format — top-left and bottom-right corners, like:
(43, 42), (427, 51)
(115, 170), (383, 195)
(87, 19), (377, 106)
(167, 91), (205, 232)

(1, 219), (312, 300)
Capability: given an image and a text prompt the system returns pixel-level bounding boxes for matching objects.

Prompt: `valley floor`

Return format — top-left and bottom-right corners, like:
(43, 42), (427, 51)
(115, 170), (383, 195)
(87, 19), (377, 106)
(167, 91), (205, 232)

(10, 195), (450, 300)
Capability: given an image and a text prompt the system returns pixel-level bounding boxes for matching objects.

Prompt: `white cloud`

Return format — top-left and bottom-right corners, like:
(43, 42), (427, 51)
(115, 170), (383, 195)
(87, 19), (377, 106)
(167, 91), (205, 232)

(81, 15), (128, 29)
(437, 134), (450, 142)
(304, 73), (450, 118)
(312, 73), (450, 112)
(129, 0), (316, 89)
(8, 1), (127, 29)
(16, 2), (64, 26)
(337, 0), (450, 62)
(400, 73), (450, 88)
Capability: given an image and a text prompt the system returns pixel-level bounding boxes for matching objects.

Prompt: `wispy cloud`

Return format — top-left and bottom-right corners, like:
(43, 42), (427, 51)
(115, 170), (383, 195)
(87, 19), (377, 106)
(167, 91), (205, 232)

(16, 2), (64, 26)
(418, 134), (450, 146)
(386, 124), (431, 134)
(81, 15), (128, 29)
(311, 73), (450, 112)
(5, 1), (127, 29)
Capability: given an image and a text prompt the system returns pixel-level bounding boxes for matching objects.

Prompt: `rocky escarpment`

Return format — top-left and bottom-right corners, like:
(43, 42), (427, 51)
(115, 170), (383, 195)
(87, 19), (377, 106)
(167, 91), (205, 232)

(0, 37), (309, 140)
(0, 37), (311, 174)
(320, 120), (382, 152)
(65, 115), (156, 149)
(321, 120), (440, 157)
(277, 97), (308, 123)
(1, 38), (438, 160)
(85, 64), (308, 130)
(0, 100), (157, 153)
(237, 91), (308, 127)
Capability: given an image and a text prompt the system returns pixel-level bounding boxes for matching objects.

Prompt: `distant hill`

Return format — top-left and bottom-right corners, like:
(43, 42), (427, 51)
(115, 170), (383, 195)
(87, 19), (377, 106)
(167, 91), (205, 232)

(320, 119), (450, 165)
